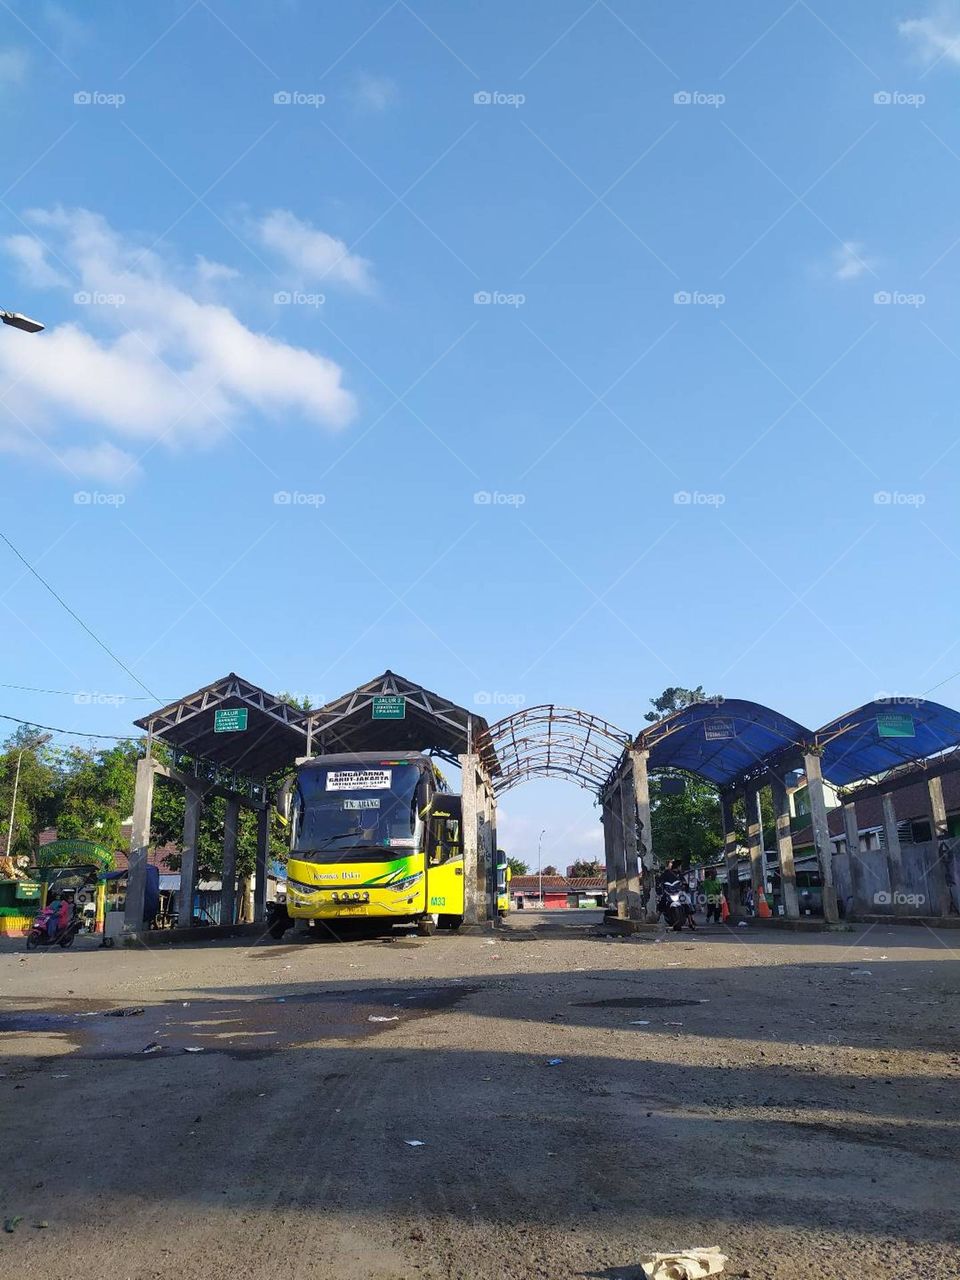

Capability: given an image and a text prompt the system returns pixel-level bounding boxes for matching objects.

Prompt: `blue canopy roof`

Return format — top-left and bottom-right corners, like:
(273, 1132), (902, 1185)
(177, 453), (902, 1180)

(640, 698), (812, 787)
(815, 699), (960, 786)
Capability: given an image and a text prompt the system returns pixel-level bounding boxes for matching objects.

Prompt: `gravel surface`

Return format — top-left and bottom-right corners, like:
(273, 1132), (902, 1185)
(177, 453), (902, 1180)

(1, 914), (958, 1279)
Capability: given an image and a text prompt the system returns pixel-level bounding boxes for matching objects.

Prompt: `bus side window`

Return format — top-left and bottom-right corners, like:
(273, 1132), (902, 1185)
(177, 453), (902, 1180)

(443, 818), (461, 861)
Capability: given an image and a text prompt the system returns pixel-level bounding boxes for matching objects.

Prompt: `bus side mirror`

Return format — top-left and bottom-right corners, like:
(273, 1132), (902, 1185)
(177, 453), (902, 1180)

(275, 775), (295, 825)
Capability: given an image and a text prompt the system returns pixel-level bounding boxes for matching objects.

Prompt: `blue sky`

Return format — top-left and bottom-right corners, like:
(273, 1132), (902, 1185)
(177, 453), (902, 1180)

(2, 0), (960, 865)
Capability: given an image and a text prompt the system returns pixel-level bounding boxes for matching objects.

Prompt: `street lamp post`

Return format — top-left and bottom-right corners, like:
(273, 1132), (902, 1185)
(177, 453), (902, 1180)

(5, 750), (23, 859)
(537, 828), (546, 907)
(1, 309), (44, 334)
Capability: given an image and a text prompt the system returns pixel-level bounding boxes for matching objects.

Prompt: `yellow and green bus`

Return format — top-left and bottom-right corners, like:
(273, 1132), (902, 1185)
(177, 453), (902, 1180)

(284, 751), (467, 937)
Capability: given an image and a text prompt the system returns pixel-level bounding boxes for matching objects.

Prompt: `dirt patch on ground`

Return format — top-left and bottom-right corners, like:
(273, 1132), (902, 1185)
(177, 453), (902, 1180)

(1, 921), (958, 1279)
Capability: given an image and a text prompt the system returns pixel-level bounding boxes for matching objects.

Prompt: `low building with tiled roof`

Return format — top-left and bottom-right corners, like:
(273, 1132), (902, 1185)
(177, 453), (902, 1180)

(509, 874), (606, 909)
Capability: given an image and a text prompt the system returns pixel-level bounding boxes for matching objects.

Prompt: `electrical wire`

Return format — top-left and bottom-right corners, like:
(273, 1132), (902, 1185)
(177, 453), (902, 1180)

(0, 530), (160, 701)
(0, 712), (139, 741)
(0, 681), (158, 700)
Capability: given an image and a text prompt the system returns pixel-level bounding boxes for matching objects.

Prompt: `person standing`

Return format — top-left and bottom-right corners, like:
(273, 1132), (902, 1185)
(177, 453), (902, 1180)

(702, 868), (722, 923)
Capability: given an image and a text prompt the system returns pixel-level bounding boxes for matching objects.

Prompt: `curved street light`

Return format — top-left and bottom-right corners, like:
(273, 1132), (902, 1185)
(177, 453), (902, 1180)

(1, 308), (44, 334)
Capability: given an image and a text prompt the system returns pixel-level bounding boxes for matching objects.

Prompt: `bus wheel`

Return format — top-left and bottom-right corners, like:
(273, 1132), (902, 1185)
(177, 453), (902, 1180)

(416, 914), (439, 937)
(438, 914), (463, 931)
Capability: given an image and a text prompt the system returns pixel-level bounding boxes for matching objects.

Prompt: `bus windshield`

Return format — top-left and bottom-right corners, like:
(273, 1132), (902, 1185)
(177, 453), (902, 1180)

(292, 763), (423, 861)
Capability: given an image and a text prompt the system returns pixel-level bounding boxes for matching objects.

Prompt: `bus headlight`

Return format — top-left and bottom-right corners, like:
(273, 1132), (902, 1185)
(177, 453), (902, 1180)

(390, 872), (423, 894)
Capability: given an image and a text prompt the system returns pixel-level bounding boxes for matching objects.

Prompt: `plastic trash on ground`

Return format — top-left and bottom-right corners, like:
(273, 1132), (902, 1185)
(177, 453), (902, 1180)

(640, 1246), (727, 1279)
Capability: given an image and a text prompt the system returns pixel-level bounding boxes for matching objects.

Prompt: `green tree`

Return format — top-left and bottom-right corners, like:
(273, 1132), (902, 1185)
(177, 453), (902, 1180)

(569, 858), (603, 877)
(54, 741), (139, 859)
(0, 727), (58, 857)
(541, 864), (558, 876)
(644, 685), (720, 723)
(506, 856), (529, 877)
(650, 773), (723, 866)
(644, 685), (725, 867)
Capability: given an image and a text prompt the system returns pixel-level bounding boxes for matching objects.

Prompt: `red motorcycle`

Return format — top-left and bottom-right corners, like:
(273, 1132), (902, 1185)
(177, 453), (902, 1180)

(25, 904), (82, 949)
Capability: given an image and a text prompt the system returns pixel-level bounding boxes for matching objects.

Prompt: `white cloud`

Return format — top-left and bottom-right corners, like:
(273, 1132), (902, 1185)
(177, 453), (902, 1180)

(4, 233), (69, 287)
(833, 240), (873, 281)
(899, 8), (960, 65)
(254, 209), (373, 291)
(0, 47), (29, 90)
(0, 207), (358, 480)
(194, 255), (239, 286)
(351, 73), (398, 112)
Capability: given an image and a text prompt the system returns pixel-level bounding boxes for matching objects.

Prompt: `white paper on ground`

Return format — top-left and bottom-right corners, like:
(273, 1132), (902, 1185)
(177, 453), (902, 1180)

(640, 1245), (727, 1279)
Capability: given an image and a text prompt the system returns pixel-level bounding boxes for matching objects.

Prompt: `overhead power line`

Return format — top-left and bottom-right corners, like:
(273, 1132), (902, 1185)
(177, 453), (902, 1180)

(0, 711), (139, 741)
(0, 681), (159, 700)
(0, 530), (160, 702)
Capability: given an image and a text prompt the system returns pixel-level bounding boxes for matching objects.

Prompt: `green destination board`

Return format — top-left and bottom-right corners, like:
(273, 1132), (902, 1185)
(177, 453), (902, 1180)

(214, 707), (249, 733)
(877, 712), (915, 738)
(372, 695), (406, 720)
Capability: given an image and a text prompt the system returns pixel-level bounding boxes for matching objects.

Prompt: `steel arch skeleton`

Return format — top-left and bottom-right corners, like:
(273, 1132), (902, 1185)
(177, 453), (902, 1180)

(479, 705), (633, 796)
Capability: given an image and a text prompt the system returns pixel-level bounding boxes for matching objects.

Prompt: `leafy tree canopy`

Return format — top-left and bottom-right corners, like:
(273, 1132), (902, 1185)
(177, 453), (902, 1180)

(569, 858), (603, 877)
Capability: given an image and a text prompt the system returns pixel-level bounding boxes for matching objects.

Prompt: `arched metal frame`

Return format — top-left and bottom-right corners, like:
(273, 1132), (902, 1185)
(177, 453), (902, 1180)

(479, 705), (633, 797)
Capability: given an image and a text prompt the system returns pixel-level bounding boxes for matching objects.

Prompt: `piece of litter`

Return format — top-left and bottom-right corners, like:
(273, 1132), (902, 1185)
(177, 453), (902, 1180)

(106, 1007), (144, 1018)
(34, 1220), (48, 1229)
(184, 1046), (204, 1053)
(640, 1245), (727, 1279)
(368, 1015), (399, 1023)
(736, 921), (749, 928)
(142, 1043), (162, 1054)
(52, 1074), (70, 1079)
(849, 969), (872, 977)
(4, 1216), (23, 1234)
(276, 998), (286, 1003)
(404, 1139), (426, 1147)
(630, 1020), (651, 1026)
(546, 1058), (564, 1066)
(664, 1021), (684, 1027)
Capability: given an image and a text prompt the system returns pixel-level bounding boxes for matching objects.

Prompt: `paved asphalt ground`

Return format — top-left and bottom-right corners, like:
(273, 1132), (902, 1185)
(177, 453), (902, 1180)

(1, 911), (958, 1280)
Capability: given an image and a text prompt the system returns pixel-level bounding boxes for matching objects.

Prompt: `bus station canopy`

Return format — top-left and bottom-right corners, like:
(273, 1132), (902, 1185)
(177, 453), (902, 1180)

(634, 696), (960, 791)
(306, 670), (490, 764)
(814, 699), (960, 786)
(638, 698), (811, 788)
(134, 673), (308, 781)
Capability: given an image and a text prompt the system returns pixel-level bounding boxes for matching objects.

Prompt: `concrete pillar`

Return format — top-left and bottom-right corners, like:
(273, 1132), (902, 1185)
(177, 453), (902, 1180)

(610, 775), (628, 919)
(629, 748), (657, 921)
(124, 756), (155, 932)
(458, 753), (486, 925)
(926, 776), (952, 917)
(721, 790), (740, 919)
(179, 786), (202, 929)
(802, 752), (838, 923)
(745, 783), (764, 896)
(221, 796), (240, 926)
(601, 798), (617, 913)
(881, 791), (905, 913)
(842, 798), (869, 917)
(770, 775), (799, 918)
(619, 763), (643, 920)
(254, 804), (270, 923)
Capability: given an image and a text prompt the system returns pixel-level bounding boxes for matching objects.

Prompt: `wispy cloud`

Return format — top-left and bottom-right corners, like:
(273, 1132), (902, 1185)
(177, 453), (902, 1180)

(0, 208), (358, 480)
(252, 209), (374, 292)
(0, 46), (30, 91)
(899, 6), (960, 66)
(833, 240), (874, 281)
(351, 72), (398, 112)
